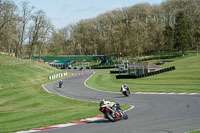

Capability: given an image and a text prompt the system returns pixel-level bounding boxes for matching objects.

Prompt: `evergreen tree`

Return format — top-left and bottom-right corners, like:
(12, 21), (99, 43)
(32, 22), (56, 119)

(174, 11), (189, 56)
(194, 28), (200, 54)
(163, 24), (174, 55)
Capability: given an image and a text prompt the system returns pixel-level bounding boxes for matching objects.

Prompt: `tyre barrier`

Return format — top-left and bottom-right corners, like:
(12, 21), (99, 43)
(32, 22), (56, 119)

(92, 66), (115, 69)
(110, 70), (127, 74)
(116, 66), (175, 79)
(48, 72), (67, 80)
(67, 66), (91, 69)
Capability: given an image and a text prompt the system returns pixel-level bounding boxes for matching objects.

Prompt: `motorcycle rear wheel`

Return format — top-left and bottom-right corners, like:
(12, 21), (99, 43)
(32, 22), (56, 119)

(105, 111), (117, 122)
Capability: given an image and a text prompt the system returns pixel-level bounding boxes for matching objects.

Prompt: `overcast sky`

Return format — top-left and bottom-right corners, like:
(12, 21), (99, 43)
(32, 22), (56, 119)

(14, 0), (165, 29)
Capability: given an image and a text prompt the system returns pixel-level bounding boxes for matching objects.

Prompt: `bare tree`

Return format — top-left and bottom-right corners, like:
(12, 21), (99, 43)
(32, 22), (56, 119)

(15, 1), (33, 57)
(28, 10), (52, 59)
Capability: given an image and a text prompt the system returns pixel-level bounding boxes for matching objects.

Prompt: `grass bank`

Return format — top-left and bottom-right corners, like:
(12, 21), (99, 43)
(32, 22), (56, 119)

(188, 130), (200, 133)
(0, 55), (130, 133)
(86, 55), (200, 93)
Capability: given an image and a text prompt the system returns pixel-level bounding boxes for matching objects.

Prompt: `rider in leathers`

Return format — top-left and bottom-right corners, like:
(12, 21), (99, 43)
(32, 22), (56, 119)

(121, 84), (130, 93)
(59, 80), (63, 88)
(99, 99), (122, 117)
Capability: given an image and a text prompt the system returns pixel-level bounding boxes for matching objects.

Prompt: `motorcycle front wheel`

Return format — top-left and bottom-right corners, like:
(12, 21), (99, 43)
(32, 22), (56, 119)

(123, 91), (129, 97)
(122, 112), (128, 119)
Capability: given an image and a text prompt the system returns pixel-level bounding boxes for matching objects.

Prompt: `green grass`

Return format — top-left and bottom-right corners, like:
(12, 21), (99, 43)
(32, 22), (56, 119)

(129, 51), (198, 64)
(0, 55), (130, 133)
(86, 55), (200, 93)
(188, 130), (200, 133)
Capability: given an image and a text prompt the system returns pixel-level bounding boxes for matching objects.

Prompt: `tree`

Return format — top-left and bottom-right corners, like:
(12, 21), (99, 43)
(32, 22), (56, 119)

(174, 11), (189, 56)
(194, 28), (200, 54)
(28, 10), (52, 59)
(163, 24), (174, 55)
(0, 0), (17, 54)
(15, 1), (33, 57)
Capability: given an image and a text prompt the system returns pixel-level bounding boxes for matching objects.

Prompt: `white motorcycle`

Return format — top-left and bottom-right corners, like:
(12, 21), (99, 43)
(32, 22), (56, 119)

(121, 85), (130, 97)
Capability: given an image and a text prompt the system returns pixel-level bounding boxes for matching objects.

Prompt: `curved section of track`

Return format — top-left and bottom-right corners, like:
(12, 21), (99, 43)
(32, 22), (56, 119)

(42, 70), (200, 133)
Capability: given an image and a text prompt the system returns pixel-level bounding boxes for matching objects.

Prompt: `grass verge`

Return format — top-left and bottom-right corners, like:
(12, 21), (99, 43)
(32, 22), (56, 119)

(0, 55), (131, 133)
(86, 55), (200, 93)
(188, 130), (200, 133)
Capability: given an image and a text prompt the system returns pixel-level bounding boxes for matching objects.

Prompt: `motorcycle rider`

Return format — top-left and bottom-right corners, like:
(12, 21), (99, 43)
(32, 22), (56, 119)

(121, 84), (130, 92)
(99, 99), (128, 121)
(100, 99), (122, 114)
(59, 80), (63, 88)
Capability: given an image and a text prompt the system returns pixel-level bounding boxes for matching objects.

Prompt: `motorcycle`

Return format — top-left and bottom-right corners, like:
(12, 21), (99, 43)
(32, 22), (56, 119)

(99, 104), (128, 122)
(59, 80), (63, 88)
(121, 86), (130, 97)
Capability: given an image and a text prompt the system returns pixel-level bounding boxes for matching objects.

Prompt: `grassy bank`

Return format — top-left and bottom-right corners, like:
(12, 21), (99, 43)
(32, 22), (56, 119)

(129, 51), (197, 63)
(188, 130), (200, 133)
(86, 55), (200, 93)
(0, 55), (131, 133)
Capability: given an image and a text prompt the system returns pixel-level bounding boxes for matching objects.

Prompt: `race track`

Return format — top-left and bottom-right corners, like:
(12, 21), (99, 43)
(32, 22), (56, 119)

(41, 70), (200, 133)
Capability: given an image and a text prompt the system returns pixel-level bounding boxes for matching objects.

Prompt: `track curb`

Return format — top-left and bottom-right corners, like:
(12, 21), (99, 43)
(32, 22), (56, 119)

(134, 92), (200, 95)
(16, 106), (134, 133)
(16, 115), (104, 133)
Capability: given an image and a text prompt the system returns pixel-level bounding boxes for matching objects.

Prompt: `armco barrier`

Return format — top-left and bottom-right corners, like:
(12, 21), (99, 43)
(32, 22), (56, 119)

(48, 72), (67, 80)
(116, 66), (175, 79)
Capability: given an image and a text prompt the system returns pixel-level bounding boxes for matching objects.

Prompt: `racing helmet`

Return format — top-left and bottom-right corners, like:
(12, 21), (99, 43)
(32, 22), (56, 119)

(100, 99), (106, 106)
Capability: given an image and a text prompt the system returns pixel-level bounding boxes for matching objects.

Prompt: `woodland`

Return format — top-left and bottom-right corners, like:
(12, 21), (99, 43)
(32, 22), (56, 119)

(0, 0), (200, 58)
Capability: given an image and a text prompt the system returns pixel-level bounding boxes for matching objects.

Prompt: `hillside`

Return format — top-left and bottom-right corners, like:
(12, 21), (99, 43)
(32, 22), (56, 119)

(0, 55), (99, 133)
(87, 55), (200, 93)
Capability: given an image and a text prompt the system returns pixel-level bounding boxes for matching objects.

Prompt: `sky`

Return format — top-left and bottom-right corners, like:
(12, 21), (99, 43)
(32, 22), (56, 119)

(14, 0), (165, 29)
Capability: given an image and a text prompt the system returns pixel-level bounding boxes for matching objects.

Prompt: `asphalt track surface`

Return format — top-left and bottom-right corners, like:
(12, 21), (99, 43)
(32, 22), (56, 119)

(42, 70), (200, 133)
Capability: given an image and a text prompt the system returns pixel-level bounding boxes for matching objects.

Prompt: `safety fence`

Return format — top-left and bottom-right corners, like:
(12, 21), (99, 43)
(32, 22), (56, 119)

(48, 72), (67, 80)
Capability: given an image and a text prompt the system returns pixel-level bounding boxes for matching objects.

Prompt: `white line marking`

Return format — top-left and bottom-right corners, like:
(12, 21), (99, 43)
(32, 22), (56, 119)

(84, 71), (120, 94)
